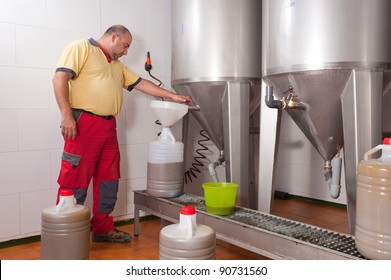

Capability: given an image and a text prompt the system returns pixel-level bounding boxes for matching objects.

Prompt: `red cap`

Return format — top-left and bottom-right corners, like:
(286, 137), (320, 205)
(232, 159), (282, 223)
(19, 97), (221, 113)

(180, 205), (196, 215)
(384, 138), (391, 145)
(59, 189), (74, 196)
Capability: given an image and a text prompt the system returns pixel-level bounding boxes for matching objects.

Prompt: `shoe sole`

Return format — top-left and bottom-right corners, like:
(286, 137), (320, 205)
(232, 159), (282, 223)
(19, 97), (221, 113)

(92, 237), (132, 243)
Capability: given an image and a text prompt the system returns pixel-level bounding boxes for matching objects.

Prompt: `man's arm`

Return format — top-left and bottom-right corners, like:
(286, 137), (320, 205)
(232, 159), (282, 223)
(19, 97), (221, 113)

(134, 79), (191, 103)
(52, 71), (77, 140)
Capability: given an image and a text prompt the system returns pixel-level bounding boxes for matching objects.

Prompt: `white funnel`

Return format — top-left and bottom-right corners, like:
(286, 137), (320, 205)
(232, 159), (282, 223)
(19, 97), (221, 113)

(151, 100), (188, 127)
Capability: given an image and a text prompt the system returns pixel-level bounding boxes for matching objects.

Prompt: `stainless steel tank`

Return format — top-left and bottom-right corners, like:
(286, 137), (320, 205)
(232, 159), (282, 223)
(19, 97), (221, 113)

(262, 0), (391, 233)
(171, 0), (262, 207)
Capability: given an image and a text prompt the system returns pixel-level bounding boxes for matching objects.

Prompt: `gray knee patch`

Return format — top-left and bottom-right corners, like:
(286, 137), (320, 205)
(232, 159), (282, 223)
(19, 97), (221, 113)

(72, 188), (88, 205)
(98, 180), (119, 214)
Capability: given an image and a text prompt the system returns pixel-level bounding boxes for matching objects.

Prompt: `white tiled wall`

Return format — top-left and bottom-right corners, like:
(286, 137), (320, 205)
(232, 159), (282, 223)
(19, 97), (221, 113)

(0, 0), (172, 242)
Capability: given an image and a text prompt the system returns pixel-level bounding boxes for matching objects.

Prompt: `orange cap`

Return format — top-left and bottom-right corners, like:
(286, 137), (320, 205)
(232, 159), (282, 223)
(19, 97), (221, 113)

(180, 205), (196, 215)
(59, 189), (74, 196)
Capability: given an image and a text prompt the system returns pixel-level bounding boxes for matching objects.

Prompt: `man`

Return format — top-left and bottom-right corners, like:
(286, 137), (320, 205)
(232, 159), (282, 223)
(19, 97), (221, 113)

(53, 25), (191, 243)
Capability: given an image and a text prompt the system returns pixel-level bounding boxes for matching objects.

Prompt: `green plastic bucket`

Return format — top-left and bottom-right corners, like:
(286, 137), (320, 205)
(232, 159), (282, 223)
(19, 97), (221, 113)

(202, 182), (238, 215)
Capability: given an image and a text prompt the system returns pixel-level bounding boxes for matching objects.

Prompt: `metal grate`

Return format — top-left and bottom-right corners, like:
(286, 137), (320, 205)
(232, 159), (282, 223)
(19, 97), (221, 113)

(169, 193), (366, 259)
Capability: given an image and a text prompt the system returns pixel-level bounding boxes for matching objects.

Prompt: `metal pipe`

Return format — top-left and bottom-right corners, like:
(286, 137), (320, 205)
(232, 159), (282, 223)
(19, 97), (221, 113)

(265, 85), (285, 109)
(323, 158), (342, 199)
(208, 150), (225, 182)
(188, 105), (201, 111)
(329, 157), (342, 199)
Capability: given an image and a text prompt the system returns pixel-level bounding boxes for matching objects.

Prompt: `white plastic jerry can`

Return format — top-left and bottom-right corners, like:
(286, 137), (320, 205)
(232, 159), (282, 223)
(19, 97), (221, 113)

(41, 189), (90, 260)
(355, 138), (391, 259)
(159, 205), (216, 260)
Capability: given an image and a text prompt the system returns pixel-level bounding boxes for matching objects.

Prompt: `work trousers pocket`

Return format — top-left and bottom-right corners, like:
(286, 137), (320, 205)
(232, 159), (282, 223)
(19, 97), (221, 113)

(57, 151), (85, 188)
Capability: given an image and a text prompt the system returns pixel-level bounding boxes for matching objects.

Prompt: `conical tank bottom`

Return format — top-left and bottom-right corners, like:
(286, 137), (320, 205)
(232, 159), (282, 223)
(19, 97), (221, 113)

(151, 100), (189, 127)
(172, 81), (227, 151)
(172, 81), (262, 151)
(264, 69), (352, 161)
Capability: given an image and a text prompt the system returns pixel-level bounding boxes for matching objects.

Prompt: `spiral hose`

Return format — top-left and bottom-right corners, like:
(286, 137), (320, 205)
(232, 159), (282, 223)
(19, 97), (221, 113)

(184, 130), (211, 184)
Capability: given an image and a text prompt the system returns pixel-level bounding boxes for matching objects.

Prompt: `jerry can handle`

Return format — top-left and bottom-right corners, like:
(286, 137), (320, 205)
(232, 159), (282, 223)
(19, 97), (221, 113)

(167, 130), (176, 143)
(186, 216), (194, 239)
(55, 195), (76, 214)
(364, 145), (383, 160)
(56, 198), (66, 214)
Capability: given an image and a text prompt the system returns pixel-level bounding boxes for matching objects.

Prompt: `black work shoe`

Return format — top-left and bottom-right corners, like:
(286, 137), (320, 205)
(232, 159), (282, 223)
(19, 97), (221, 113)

(92, 229), (132, 243)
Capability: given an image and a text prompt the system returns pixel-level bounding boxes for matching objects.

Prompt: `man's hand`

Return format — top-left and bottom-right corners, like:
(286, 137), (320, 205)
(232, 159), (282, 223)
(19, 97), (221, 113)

(60, 114), (77, 140)
(172, 94), (192, 104)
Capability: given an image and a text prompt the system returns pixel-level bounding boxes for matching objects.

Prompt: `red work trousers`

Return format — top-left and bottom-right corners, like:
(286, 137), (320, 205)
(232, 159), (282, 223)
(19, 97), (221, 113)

(57, 111), (120, 234)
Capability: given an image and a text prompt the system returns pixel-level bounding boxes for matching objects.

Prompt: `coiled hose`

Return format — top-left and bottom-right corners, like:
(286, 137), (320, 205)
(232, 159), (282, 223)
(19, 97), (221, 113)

(184, 130), (211, 184)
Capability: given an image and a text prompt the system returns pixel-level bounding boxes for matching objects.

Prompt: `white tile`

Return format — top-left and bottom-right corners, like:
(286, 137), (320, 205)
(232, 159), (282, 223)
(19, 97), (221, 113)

(123, 87), (149, 110)
(0, 22), (15, 66)
(139, 43), (169, 77)
(0, 194), (20, 241)
(0, 110), (18, 152)
(124, 40), (147, 76)
(123, 0), (170, 11)
(0, 150), (51, 195)
(116, 112), (126, 145)
(0, 0), (46, 26)
(15, 26), (74, 69)
(142, 0), (170, 11)
(47, 0), (100, 34)
(124, 108), (157, 144)
(124, 44), (170, 84)
(20, 189), (57, 235)
(101, 0), (147, 42)
(50, 149), (63, 189)
(73, 31), (100, 42)
(111, 180), (128, 218)
(276, 135), (307, 165)
(125, 177), (147, 215)
(18, 110), (63, 151)
(157, 77), (172, 91)
(128, 177), (147, 191)
(49, 71), (60, 110)
(120, 144), (148, 179)
(0, 66), (50, 109)
(147, 9), (170, 44)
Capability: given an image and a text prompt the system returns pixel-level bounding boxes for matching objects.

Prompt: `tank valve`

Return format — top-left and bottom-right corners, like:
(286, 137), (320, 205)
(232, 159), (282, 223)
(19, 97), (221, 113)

(265, 85), (307, 110)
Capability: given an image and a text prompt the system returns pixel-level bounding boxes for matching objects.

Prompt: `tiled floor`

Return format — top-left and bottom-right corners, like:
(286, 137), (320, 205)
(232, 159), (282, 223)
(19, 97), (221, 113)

(0, 196), (348, 260)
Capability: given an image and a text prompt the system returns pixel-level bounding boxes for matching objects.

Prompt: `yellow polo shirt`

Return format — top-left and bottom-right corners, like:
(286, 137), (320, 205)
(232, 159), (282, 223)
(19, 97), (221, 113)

(55, 38), (141, 116)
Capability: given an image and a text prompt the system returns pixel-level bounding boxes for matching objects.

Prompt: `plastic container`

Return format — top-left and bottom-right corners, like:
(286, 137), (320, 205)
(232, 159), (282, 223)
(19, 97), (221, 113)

(41, 189), (90, 260)
(355, 138), (391, 259)
(159, 205), (216, 260)
(147, 127), (184, 198)
(202, 182), (238, 215)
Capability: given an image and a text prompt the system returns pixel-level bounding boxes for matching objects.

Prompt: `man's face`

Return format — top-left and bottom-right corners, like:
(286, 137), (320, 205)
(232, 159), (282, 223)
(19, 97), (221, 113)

(111, 32), (131, 60)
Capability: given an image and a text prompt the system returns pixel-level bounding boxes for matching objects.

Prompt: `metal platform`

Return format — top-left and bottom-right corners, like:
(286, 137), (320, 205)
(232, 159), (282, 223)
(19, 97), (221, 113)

(133, 191), (366, 260)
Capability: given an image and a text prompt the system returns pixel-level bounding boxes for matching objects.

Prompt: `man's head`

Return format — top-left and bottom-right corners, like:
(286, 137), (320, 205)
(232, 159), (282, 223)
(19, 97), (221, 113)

(99, 25), (132, 60)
